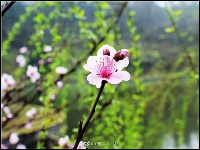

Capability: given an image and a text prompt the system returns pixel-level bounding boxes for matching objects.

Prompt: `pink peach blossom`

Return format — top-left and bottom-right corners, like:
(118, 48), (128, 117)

(16, 55), (26, 67)
(38, 59), (45, 65)
(19, 47), (28, 54)
(9, 133), (19, 145)
(16, 144), (26, 149)
(24, 121), (32, 129)
(68, 141), (86, 149)
(1, 144), (8, 149)
(44, 45), (52, 52)
(56, 81), (63, 89)
(26, 107), (37, 118)
(1, 73), (16, 91)
(2, 117), (7, 122)
(26, 65), (41, 83)
(50, 94), (56, 100)
(83, 44), (130, 88)
(47, 57), (52, 63)
(58, 135), (69, 147)
(55, 67), (67, 75)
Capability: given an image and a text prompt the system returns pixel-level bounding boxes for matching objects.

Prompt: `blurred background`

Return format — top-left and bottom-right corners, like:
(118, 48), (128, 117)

(1, 1), (199, 149)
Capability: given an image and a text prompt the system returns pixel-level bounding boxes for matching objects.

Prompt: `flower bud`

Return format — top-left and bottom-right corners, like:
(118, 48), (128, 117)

(113, 49), (129, 62)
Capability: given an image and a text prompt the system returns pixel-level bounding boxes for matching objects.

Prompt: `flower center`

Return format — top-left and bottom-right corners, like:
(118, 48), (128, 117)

(30, 72), (35, 77)
(95, 56), (116, 78)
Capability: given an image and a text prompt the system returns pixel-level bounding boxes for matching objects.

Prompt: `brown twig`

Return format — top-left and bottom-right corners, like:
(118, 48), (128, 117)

(1, 1), (16, 17)
(73, 81), (107, 149)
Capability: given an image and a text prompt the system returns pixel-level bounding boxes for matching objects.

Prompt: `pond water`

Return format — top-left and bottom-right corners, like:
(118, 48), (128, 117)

(162, 132), (199, 149)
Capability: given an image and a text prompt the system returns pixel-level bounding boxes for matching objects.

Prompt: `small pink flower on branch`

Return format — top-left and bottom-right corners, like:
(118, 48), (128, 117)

(38, 59), (45, 65)
(16, 144), (26, 149)
(26, 65), (41, 83)
(68, 141), (86, 149)
(19, 47), (28, 54)
(83, 44), (130, 88)
(9, 133), (19, 145)
(1, 144), (8, 149)
(24, 121), (32, 129)
(16, 55), (26, 67)
(55, 67), (68, 75)
(56, 81), (63, 89)
(1, 73), (16, 91)
(44, 45), (52, 52)
(58, 135), (70, 147)
(26, 107), (37, 119)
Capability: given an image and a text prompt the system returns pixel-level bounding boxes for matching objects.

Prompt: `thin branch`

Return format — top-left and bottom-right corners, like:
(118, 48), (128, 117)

(165, 4), (197, 75)
(73, 81), (107, 149)
(1, 1), (16, 17)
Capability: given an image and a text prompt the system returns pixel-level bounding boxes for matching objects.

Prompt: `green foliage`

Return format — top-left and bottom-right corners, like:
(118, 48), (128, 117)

(2, 1), (199, 149)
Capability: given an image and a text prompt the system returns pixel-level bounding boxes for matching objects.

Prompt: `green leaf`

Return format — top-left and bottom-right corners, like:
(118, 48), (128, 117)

(101, 2), (110, 9)
(165, 27), (175, 33)
(172, 10), (183, 16)
(129, 11), (136, 17)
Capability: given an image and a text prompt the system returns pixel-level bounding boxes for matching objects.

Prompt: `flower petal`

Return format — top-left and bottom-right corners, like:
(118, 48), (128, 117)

(111, 71), (131, 81)
(83, 56), (99, 73)
(87, 74), (102, 88)
(116, 57), (129, 70)
(97, 44), (116, 57)
(105, 77), (122, 84)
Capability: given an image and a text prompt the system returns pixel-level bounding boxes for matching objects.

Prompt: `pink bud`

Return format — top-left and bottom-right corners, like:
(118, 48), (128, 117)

(9, 133), (19, 145)
(16, 55), (26, 67)
(44, 45), (52, 52)
(47, 58), (52, 63)
(55, 67), (67, 75)
(19, 47), (28, 54)
(16, 144), (26, 149)
(58, 135), (69, 147)
(113, 49), (129, 62)
(24, 121), (32, 129)
(56, 81), (63, 89)
(38, 59), (45, 65)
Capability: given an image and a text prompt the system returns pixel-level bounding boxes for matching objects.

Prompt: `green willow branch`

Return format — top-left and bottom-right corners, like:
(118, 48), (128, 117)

(165, 4), (197, 75)
(1, 1), (16, 17)
(73, 81), (107, 149)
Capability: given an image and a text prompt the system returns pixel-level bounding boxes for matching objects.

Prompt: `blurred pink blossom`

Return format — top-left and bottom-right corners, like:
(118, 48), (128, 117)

(7, 113), (13, 119)
(1, 73), (16, 91)
(77, 141), (86, 149)
(1, 144), (8, 149)
(55, 67), (67, 75)
(83, 44), (130, 88)
(58, 135), (69, 147)
(56, 81), (63, 89)
(26, 65), (41, 83)
(3, 106), (13, 119)
(47, 57), (52, 63)
(24, 121), (32, 129)
(68, 141), (86, 149)
(16, 144), (26, 149)
(2, 117), (7, 122)
(26, 107), (37, 119)
(16, 55), (26, 67)
(38, 59), (45, 65)
(44, 45), (52, 52)
(50, 94), (56, 100)
(9, 133), (19, 145)
(19, 47), (28, 54)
